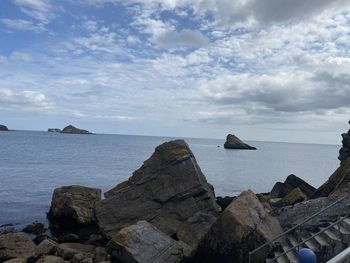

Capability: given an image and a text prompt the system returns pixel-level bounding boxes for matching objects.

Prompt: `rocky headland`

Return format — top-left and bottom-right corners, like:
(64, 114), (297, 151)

(61, 125), (92, 135)
(2, 121), (350, 263)
(224, 134), (256, 150)
(0, 125), (9, 131)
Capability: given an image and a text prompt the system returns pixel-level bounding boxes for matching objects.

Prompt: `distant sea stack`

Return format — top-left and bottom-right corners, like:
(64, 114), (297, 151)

(48, 128), (61, 133)
(224, 134), (256, 150)
(61, 125), (92, 135)
(0, 124), (9, 131)
(338, 120), (350, 162)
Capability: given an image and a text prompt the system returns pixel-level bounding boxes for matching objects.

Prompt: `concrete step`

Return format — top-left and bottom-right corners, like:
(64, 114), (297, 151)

(311, 232), (334, 262)
(342, 218), (350, 230)
(274, 252), (289, 263)
(300, 235), (320, 253)
(332, 224), (350, 248)
(282, 245), (298, 263)
(320, 227), (343, 255)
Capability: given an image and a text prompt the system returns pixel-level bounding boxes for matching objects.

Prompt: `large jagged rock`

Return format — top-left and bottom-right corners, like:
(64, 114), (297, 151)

(193, 190), (283, 263)
(223, 134), (256, 150)
(270, 174), (315, 198)
(0, 125), (8, 131)
(61, 125), (92, 135)
(311, 158), (350, 198)
(47, 186), (101, 235)
(96, 140), (219, 245)
(0, 233), (35, 262)
(106, 221), (190, 263)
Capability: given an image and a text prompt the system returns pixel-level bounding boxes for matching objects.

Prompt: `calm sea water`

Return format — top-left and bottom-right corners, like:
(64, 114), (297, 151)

(0, 131), (340, 228)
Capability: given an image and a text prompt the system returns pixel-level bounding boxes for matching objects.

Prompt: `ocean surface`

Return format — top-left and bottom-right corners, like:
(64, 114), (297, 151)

(0, 131), (340, 228)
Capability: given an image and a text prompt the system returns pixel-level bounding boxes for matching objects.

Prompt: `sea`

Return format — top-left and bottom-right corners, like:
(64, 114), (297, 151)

(0, 130), (340, 229)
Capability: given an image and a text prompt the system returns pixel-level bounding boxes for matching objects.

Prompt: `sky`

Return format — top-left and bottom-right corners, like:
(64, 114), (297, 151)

(1, 0), (350, 144)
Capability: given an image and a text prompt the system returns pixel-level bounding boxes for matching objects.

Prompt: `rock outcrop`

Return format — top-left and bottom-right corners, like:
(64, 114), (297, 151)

(270, 174), (315, 198)
(47, 186), (101, 235)
(61, 125), (92, 135)
(338, 120), (350, 162)
(193, 190), (283, 263)
(95, 140), (220, 245)
(311, 158), (350, 198)
(223, 134), (256, 150)
(22, 221), (46, 235)
(107, 221), (190, 263)
(0, 125), (8, 131)
(0, 233), (35, 262)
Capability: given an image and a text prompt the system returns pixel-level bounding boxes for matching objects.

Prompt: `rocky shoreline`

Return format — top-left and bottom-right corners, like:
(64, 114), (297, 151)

(1, 123), (350, 263)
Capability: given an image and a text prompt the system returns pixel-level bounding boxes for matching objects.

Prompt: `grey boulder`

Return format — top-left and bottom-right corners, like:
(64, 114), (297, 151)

(0, 233), (35, 262)
(223, 134), (256, 150)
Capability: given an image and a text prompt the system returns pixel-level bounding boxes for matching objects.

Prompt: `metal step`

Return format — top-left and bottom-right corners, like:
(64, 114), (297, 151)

(282, 245), (298, 263)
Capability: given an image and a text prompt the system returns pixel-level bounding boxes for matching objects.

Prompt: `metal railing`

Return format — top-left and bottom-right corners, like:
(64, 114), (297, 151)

(248, 183), (350, 263)
(327, 246), (350, 263)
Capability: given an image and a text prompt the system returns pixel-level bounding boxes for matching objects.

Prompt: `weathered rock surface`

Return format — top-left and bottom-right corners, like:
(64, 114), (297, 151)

(311, 158), (350, 198)
(275, 195), (350, 229)
(22, 221), (46, 235)
(0, 125), (8, 131)
(2, 259), (26, 263)
(47, 185), (101, 234)
(0, 233), (35, 262)
(96, 140), (219, 242)
(223, 134), (256, 150)
(61, 125), (92, 135)
(106, 221), (190, 263)
(36, 255), (64, 263)
(281, 187), (307, 206)
(270, 174), (315, 198)
(193, 190), (283, 263)
(338, 120), (350, 162)
(57, 243), (95, 260)
(35, 239), (60, 256)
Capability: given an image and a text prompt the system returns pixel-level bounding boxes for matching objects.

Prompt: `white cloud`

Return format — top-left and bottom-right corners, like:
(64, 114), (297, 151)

(13, 0), (55, 23)
(9, 52), (33, 62)
(155, 29), (209, 49)
(1, 18), (46, 32)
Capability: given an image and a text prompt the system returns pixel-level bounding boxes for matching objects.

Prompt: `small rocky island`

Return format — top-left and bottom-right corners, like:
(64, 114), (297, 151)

(61, 125), (92, 135)
(0, 124), (9, 131)
(48, 128), (61, 133)
(224, 133), (256, 150)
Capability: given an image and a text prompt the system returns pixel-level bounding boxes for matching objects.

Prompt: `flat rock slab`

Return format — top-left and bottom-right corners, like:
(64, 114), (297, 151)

(107, 221), (190, 263)
(0, 233), (35, 262)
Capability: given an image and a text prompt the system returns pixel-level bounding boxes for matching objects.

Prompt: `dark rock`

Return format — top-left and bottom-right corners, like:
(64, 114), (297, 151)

(86, 234), (107, 246)
(93, 247), (107, 263)
(0, 233), (35, 262)
(216, 196), (235, 210)
(47, 185), (101, 235)
(61, 125), (92, 135)
(106, 221), (190, 263)
(223, 134), (256, 150)
(57, 234), (79, 243)
(0, 125), (8, 131)
(2, 259), (26, 263)
(338, 121), (350, 162)
(32, 235), (55, 245)
(193, 190), (283, 263)
(48, 129), (61, 133)
(57, 243), (95, 260)
(270, 174), (315, 198)
(22, 221), (46, 235)
(96, 140), (219, 243)
(311, 158), (350, 198)
(281, 187), (307, 206)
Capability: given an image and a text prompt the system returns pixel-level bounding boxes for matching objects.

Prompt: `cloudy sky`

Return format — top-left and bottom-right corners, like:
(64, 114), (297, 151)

(1, 0), (350, 144)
